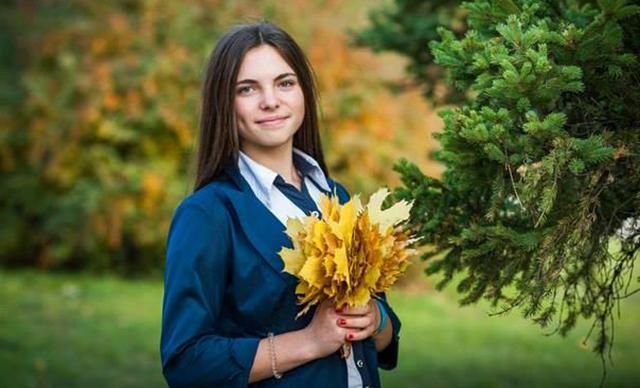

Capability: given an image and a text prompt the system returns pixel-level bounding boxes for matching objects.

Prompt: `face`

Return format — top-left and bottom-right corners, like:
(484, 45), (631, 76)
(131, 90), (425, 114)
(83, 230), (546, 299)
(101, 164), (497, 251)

(234, 44), (305, 156)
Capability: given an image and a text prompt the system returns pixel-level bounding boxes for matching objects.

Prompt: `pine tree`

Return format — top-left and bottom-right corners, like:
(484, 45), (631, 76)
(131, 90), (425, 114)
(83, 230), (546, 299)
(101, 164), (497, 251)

(354, 0), (466, 103)
(358, 0), (640, 365)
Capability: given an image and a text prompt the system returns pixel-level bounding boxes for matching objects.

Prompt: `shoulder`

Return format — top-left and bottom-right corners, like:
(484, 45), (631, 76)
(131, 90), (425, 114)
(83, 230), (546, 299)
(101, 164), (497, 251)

(171, 179), (236, 227)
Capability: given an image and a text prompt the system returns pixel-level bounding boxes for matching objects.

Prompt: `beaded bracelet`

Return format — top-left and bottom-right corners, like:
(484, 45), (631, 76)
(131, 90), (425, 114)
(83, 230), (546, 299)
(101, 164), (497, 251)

(267, 332), (282, 379)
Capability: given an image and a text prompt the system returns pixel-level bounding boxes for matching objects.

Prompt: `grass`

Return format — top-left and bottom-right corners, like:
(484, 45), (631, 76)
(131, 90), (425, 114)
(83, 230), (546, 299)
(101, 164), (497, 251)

(0, 269), (638, 387)
(0, 270), (164, 388)
(379, 287), (639, 388)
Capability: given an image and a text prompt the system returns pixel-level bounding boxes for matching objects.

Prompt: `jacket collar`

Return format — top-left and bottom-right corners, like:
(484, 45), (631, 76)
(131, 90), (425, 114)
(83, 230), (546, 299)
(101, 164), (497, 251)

(221, 162), (339, 281)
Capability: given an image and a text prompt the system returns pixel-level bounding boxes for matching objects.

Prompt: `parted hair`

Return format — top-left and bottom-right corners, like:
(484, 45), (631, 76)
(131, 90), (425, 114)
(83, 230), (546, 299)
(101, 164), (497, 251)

(194, 21), (328, 191)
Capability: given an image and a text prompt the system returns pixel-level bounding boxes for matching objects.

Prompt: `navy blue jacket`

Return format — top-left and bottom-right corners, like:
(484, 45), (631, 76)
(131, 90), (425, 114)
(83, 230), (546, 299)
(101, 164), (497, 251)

(160, 165), (401, 387)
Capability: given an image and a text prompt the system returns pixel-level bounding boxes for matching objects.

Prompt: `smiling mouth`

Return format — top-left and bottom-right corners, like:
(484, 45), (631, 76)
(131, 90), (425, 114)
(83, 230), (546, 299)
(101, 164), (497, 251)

(256, 116), (289, 125)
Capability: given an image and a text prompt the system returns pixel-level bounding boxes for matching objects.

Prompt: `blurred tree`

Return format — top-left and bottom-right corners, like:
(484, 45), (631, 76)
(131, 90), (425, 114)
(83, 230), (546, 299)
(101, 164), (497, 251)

(359, 0), (640, 363)
(354, 0), (467, 103)
(0, 0), (440, 273)
(0, 0), (239, 273)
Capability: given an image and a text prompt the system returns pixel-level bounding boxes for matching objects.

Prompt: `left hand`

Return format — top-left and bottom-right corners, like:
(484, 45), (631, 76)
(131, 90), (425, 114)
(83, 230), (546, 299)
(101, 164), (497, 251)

(335, 299), (381, 342)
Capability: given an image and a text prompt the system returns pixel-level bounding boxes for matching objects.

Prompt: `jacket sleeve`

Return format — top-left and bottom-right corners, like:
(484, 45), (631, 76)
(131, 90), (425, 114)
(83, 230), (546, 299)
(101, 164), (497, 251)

(160, 201), (259, 387)
(375, 292), (401, 370)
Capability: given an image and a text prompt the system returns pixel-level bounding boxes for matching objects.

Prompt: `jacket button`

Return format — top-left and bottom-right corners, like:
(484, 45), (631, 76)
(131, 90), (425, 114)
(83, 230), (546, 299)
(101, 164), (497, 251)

(356, 359), (364, 368)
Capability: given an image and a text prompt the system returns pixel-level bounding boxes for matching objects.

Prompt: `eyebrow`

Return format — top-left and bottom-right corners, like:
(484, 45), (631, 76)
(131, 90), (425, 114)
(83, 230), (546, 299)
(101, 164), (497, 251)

(236, 72), (298, 85)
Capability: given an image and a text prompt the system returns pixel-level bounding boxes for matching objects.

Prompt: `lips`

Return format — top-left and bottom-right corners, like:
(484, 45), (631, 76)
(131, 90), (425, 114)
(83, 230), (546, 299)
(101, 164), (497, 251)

(255, 115), (289, 125)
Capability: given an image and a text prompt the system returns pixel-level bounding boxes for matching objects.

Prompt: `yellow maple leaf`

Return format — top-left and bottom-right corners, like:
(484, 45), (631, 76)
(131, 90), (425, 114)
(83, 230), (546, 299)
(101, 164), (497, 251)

(279, 246), (305, 275)
(367, 188), (413, 232)
(298, 255), (325, 289)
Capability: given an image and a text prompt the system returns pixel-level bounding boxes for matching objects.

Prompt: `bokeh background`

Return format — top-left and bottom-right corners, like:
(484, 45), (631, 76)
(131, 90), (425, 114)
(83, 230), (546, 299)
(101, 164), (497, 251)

(0, 0), (637, 387)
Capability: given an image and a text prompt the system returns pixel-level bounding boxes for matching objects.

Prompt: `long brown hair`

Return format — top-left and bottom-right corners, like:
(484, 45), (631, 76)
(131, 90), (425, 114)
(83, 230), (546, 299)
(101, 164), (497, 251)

(194, 22), (328, 191)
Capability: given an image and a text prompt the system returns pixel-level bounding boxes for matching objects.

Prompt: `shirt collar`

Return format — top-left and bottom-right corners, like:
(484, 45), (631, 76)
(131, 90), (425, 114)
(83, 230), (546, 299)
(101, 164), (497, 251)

(292, 148), (331, 192)
(237, 148), (331, 205)
(238, 151), (278, 206)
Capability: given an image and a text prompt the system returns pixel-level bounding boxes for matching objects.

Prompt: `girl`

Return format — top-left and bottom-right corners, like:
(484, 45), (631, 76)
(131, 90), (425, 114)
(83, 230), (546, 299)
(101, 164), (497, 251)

(160, 22), (401, 388)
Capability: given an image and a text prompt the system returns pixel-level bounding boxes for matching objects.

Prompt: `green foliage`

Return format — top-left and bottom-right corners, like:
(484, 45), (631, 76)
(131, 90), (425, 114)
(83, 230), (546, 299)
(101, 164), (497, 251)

(353, 0), (467, 102)
(361, 0), (640, 362)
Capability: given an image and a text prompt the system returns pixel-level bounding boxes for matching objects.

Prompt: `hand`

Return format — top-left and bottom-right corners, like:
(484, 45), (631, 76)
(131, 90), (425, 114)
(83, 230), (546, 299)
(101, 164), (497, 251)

(304, 299), (349, 358)
(335, 299), (381, 342)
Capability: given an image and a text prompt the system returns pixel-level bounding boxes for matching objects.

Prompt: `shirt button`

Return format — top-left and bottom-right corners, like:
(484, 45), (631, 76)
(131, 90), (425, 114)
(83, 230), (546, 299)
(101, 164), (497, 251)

(356, 359), (364, 368)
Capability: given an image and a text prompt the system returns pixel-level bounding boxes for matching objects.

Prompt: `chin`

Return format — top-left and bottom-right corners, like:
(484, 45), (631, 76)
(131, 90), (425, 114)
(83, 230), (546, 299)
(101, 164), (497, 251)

(249, 134), (292, 149)
(256, 130), (297, 146)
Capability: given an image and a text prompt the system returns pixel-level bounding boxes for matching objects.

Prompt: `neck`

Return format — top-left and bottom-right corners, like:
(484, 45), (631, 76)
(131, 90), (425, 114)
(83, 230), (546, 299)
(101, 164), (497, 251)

(241, 141), (300, 187)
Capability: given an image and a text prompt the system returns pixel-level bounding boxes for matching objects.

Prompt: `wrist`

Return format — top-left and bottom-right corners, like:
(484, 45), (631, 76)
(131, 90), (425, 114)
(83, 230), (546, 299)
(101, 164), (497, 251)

(373, 299), (388, 336)
(298, 328), (322, 360)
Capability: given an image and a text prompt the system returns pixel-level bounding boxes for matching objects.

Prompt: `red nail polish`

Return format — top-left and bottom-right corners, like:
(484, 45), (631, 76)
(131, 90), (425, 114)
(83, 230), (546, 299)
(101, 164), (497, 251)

(347, 333), (354, 340)
(338, 318), (346, 326)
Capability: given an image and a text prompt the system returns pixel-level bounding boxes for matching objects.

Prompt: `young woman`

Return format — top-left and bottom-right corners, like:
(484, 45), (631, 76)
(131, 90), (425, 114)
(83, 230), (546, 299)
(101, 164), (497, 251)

(160, 22), (401, 388)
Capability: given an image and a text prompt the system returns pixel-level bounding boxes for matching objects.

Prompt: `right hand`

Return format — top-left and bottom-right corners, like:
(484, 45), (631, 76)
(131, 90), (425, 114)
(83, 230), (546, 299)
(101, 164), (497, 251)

(304, 299), (348, 358)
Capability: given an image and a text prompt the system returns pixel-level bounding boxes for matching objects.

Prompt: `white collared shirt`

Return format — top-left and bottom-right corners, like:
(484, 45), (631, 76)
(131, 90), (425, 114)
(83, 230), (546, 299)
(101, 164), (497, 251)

(237, 149), (364, 388)
(238, 148), (331, 226)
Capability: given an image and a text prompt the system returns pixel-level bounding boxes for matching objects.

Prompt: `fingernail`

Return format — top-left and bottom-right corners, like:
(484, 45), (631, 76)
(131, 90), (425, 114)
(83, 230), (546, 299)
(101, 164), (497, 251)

(347, 333), (354, 340)
(336, 307), (343, 313)
(338, 318), (346, 326)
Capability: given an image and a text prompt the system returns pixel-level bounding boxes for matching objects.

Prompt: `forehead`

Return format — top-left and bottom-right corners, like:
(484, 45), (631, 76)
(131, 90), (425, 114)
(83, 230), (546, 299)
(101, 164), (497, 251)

(236, 45), (296, 80)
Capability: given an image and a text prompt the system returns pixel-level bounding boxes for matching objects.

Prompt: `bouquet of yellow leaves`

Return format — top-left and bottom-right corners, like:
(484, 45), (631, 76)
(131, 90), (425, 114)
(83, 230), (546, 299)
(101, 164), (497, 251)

(278, 188), (416, 319)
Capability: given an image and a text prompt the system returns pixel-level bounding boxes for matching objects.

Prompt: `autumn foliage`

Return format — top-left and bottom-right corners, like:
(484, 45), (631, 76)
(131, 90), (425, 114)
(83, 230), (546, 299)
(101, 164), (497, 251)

(279, 189), (414, 317)
(0, 1), (440, 273)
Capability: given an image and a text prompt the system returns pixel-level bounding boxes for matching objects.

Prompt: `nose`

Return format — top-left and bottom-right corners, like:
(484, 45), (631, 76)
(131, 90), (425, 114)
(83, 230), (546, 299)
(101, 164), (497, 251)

(259, 87), (280, 110)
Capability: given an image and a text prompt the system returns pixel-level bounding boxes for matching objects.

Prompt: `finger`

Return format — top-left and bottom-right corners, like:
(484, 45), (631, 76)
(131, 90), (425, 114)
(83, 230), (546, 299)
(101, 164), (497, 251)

(338, 304), (371, 316)
(345, 328), (375, 342)
(337, 316), (375, 330)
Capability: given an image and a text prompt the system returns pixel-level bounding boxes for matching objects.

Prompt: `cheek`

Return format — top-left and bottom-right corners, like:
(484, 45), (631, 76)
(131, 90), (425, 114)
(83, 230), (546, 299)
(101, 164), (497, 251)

(234, 99), (253, 125)
(234, 101), (253, 143)
(292, 89), (306, 117)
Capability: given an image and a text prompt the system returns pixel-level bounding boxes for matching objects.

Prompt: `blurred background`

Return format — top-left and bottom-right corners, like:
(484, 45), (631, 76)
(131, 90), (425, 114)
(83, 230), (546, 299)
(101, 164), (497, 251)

(0, 0), (637, 387)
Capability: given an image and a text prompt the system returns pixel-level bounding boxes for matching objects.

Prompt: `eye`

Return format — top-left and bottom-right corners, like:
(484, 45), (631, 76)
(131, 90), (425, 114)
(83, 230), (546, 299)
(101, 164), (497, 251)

(236, 85), (255, 95)
(279, 79), (297, 89)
